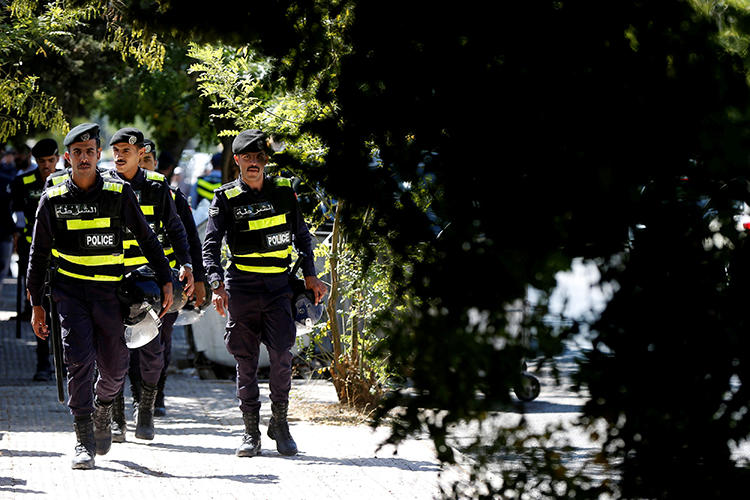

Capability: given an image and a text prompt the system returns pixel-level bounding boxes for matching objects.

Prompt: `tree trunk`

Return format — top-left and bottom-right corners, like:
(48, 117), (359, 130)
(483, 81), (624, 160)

(326, 201), (344, 387)
(219, 135), (235, 183)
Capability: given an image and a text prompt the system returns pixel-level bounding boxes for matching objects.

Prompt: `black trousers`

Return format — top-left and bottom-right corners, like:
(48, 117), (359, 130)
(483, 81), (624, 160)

(224, 284), (295, 413)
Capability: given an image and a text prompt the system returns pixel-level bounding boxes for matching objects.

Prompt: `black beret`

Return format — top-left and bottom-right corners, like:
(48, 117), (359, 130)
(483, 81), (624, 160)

(109, 127), (144, 147)
(232, 129), (269, 154)
(142, 139), (156, 156)
(31, 138), (58, 158)
(64, 123), (100, 147)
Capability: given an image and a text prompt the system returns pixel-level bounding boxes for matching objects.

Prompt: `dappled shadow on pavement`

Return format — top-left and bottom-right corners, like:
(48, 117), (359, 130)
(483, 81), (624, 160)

(515, 400), (582, 414)
(0, 477), (46, 495)
(111, 460), (280, 484)
(0, 449), (63, 458)
(262, 453), (440, 472)
(127, 440), (236, 456)
(129, 439), (439, 473)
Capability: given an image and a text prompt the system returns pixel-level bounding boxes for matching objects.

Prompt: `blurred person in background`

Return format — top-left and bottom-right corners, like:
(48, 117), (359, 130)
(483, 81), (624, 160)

(170, 166), (191, 199)
(191, 152), (223, 209)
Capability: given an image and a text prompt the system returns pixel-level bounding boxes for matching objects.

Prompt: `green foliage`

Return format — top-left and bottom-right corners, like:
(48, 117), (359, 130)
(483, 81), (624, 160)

(0, 0), (169, 142)
(306, 211), (395, 408)
(0, 0), (96, 139)
(100, 42), (212, 158)
(187, 42), (332, 163)
(34, 0), (750, 496)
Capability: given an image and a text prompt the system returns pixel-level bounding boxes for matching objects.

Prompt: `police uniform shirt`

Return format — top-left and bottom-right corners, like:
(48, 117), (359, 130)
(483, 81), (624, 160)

(202, 175), (316, 291)
(191, 169), (223, 209)
(107, 168), (192, 271)
(26, 171), (173, 307)
(173, 187), (206, 281)
(11, 167), (46, 245)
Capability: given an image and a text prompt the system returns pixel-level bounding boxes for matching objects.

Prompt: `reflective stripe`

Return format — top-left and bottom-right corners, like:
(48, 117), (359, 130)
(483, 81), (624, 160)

(57, 268), (122, 282)
(66, 218), (111, 230)
(163, 246), (174, 256)
(123, 239), (138, 249)
(224, 186), (242, 199)
(52, 249), (124, 266)
(196, 186), (215, 200)
(274, 177), (292, 188)
(141, 205), (155, 215)
(47, 185), (68, 198)
(23, 175), (35, 185)
(25, 235), (32, 243)
(145, 170), (165, 182)
(169, 259), (177, 268)
(124, 255), (148, 266)
(51, 175), (68, 186)
(234, 263), (287, 273)
(103, 181), (123, 193)
(247, 213), (286, 231)
(170, 190), (176, 200)
(234, 247), (292, 259)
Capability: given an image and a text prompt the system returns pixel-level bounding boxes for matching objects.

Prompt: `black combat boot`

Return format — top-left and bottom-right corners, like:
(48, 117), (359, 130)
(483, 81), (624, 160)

(72, 415), (95, 470)
(134, 382), (157, 440)
(153, 372), (167, 417)
(130, 372), (142, 408)
(236, 410), (262, 457)
(92, 398), (113, 455)
(111, 390), (126, 443)
(267, 401), (298, 456)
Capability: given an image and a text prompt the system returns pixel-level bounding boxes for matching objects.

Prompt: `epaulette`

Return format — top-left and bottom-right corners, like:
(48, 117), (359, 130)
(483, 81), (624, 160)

(144, 170), (166, 182)
(103, 178), (125, 193)
(215, 179), (240, 199)
(272, 176), (292, 188)
(21, 172), (37, 185)
(47, 169), (70, 187)
(46, 184), (69, 198)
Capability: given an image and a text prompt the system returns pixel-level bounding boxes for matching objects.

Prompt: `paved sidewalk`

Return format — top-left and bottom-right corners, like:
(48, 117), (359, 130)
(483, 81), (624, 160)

(0, 277), (458, 499)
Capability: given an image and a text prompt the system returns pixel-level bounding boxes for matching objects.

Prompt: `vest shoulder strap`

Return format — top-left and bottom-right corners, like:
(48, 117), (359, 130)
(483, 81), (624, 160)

(216, 179), (242, 199)
(46, 184), (69, 198)
(22, 172), (37, 185)
(145, 170), (166, 182)
(103, 181), (123, 193)
(273, 176), (292, 188)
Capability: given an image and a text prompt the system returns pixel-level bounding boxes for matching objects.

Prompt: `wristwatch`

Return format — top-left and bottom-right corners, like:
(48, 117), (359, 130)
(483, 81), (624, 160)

(210, 279), (222, 290)
(181, 263), (193, 271)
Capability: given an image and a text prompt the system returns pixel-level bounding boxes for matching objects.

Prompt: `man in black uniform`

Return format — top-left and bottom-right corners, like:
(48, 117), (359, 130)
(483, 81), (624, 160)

(104, 128), (194, 443)
(126, 138), (206, 418)
(11, 138), (59, 380)
(27, 123), (174, 470)
(203, 129), (327, 457)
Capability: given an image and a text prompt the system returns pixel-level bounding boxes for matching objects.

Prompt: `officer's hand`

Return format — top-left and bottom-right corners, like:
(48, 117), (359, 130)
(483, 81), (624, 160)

(160, 281), (174, 318)
(213, 283), (228, 317)
(179, 266), (195, 297)
(304, 275), (328, 305)
(193, 280), (206, 307)
(31, 305), (49, 340)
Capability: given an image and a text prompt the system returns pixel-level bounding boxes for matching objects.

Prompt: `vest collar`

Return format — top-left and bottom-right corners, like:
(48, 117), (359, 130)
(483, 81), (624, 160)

(113, 166), (145, 188)
(66, 170), (104, 199)
(237, 175), (269, 195)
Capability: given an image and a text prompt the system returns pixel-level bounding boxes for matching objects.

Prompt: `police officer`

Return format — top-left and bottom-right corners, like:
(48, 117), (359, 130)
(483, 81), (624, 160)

(11, 138), (59, 380)
(191, 152), (223, 208)
(103, 128), (194, 443)
(130, 138), (207, 417)
(27, 123), (174, 470)
(203, 129), (327, 457)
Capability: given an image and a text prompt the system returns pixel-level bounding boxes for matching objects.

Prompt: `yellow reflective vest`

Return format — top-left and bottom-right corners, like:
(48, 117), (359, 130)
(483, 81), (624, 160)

(47, 178), (126, 282)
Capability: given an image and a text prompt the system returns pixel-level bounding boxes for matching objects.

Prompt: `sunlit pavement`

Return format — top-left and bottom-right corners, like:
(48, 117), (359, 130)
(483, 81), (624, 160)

(0, 261), (651, 498)
(0, 276), (459, 499)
